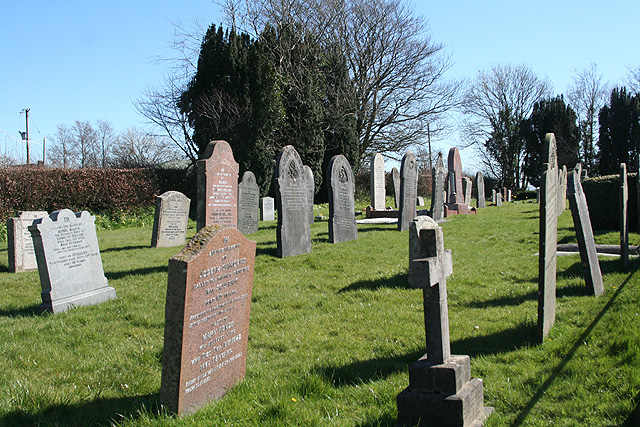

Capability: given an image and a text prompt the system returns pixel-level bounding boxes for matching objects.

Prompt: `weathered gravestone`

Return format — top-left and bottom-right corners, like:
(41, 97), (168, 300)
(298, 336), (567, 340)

(492, 189), (496, 205)
(496, 192), (502, 207)
(397, 216), (492, 427)
(538, 133), (559, 342)
(237, 171), (260, 235)
(275, 146), (312, 257)
(567, 170), (604, 296)
(574, 163), (582, 180)
(161, 225), (256, 415)
(371, 153), (386, 210)
(430, 153), (446, 221)
(476, 172), (486, 208)
(260, 197), (275, 221)
(507, 189), (511, 203)
(151, 191), (190, 248)
(7, 210), (47, 273)
(304, 165), (315, 225)
(398, 151), (418, 231)
(557, 165), (567, 215)
(463, 177), (472, 206)
(444, 147), (475, 216)
(197, 140), (239, 231)
(392, 167), (401, 208)
(417, 196), (425, 206)
(328, 155), (358, 244)
(620, 163), (629, 271)
(29, 210), (115, 313)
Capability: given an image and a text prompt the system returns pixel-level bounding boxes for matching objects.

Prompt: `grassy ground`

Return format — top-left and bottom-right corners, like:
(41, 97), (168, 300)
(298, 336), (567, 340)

(0, 199), (639, 426)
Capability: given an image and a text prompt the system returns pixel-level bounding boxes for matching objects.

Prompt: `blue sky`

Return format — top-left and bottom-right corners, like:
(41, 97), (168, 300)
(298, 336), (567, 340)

(1, 1), (638, 169)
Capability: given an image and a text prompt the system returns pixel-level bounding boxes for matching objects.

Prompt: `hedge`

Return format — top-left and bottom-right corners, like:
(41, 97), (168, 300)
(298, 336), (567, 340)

(582, 173), (638, 231)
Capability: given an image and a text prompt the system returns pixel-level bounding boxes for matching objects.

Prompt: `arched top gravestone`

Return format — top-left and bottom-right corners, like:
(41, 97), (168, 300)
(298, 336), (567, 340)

(371, 153), (386, 210)
(328, 155), (357, 244)
(237, 171), (260, 235)
(447, 147), (463, 204)
(398, 151), (418, 231)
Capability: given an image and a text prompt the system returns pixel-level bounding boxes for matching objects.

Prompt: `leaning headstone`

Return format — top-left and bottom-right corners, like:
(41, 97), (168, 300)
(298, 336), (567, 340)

(303, 165), (315, 225)
(151, 191), (190, 248)
(430, 153), (445, 221)
(397, 216), (492, 427)
(29, 210), (115, 313)
(496, 192), (502, 206)
(538, 133), (559, 342)
(392, 167), (401, 208)
(371, 153), (386, 210)
(327, 155), (358, 244)
(237, 171), (260, 235)
(197, 140), (239, 231)
(476, 172), (486, 208)
(160, 225), (256, 415)
(463, 177), (472, 206)
(557, 165), (567, 215)
(398, 151), (418, 231)
(260, 197), (275, 221)
(574, 163), (582, 180)
(275, 146), (312, 257)
(7, 210), (47, 273)
(492, 189), (496, 204)
(567, 170), (604, 296)
(620, 163), (629, 271)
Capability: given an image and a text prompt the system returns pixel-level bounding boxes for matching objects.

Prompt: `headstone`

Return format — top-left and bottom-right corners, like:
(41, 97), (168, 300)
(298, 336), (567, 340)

(636, 155), (640, 232)
(397, 216), (492, 427)
(417, 196), (425, 206)
(392, 167), (401, 208)
(7, 210), (48, 273)
(574, 163), (582, 179)
(567, 170), (604, 296)
(446, 171), (455, 204)
(430, 153), (446, 221)
(502, 187), (507, 200)
(160, 225), (256, 415)
(463, 177), (472, 206)
(496, 192), (502, 206)
(151, 191), (190, 248)
(581, 169), (588, 180)
(536, 188), (540, 203)
(29, 210), (116, 313)
(327, 155), (358, 244)
(237, 171), (260, 235)
(538, 133), (559, 342)
(444, 147), (475, 217)
(197, 140), (239, 231)
(507, 189), (512, 203)
(476, 172), (485, 208)
(371, 153), (386, 210)
(303, 165), (315, 225)
(620, 163), (629, 271)
(557, 165), (567, 215)
(492, 189), (496, 204)
(275, 146), (312, 257)
(260, 197), (275, 221)
(398, 151), (418, 231)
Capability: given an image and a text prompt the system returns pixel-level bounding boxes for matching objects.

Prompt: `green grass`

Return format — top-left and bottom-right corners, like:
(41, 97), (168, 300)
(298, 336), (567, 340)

(1, 200), (640, 426)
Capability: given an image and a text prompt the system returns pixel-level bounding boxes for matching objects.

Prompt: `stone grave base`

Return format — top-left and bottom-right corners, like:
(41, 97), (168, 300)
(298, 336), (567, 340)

(444, 204), (477, 218)
(396, 354), (492, 427)
(366, 206), (399, 218)
(40, 286), (117, 313)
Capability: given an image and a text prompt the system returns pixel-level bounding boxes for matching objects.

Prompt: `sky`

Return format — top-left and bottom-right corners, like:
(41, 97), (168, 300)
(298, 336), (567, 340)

(1, 1), (639, 170)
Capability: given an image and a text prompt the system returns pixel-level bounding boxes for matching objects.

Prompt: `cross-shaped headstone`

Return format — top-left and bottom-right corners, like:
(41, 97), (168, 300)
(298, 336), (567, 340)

(408, 216), (453, 364)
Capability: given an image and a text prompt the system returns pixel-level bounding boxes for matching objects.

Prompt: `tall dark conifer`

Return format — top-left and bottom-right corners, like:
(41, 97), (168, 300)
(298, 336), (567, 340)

(598, 87), (640, 175)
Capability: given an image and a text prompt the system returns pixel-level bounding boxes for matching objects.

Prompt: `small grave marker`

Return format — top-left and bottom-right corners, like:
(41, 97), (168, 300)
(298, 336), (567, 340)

(7, 210), (47, 273)
(260, 197), (275, 221)
(151, 191), (190, 248)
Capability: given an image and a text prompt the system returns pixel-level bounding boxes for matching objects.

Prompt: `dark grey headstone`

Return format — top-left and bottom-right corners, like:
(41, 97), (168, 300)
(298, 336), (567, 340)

(621, 163), (629, 271)
(260, 197), (275, 221)
(7, 210), (48, 272)
(430, 153), (445, 221)
(392, 167), (401, 208)
(398, 151), (418, 231)
(447, 148), (464, 204)
(371, 153), (386, 210)
(476, 172), (486, 208)
(567, 170), (604, 296)
(29, 210), (115, 313)
(327, 155), (357, 244)
(151, 191), (190, 248)
(237, 171), (260, 235)
(538, 133), (559, 342)
(161, 225), (256, 415)
(275, 146), (312, 257)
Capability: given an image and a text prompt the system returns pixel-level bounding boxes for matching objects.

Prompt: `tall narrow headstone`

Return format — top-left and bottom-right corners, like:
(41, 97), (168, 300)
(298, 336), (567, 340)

(275, 146), (312, 257)
(197, 140), (239, 231)
(398, 151), (418, 231)
(567, 170), (604, 296)
(397, 216), (492, 427)
(557, 165), (567, 215)
(303, 165), (315, 225)
(574, 163), (582, 180)
(160, 225), (256, 415)
(430, 153), (445, 221)
(476, 172), (486, 208)
(7, 210), (47, 273)
(151, 191), (190, 248)
(237, 171), (260, 235)
(328, 155), (358, 244)
(620, 163), (629, 271)
(538, 133), (559, 342)
(392, 167), (401, 208)
(636, 155), (640, 232)
(507, 189), (512, 203)
(496, 192), (502, 206)
(29, 210), (116, 313)
(492, 189), (496, 204)
(444, 147), (474, 216)
(260, 197), (275, 221)
(371, 153), (386, 210)
(463, 177), (472, 206)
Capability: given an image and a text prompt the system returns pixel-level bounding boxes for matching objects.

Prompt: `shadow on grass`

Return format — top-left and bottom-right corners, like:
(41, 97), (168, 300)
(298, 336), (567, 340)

(512, 266), (637, 426)
(0, 304), (43, 318)
(355, 413), (397, 427)
(0, 264), (9, 273)
(452, 320), (538, 356)
(622, 391), (640, 426)
(0, 393), (161, 427)
(256, 243), (278, 258)
(101, 244), (152, 253)
(338, 274), (412, 293)
(105, 266), (167, 280)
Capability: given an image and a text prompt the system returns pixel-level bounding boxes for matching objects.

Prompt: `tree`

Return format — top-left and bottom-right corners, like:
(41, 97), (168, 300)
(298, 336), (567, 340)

(96, 120), (117, 168)
(597, 87), (640, 175)
(521, 96), (580, 185)
(566, 63), (609, 173)
(72, 120), (99, 168)
(461, 63), (553, 189)
(625, 66), (640, 95)
(111, 127), (179, 168)
(48, 124), (77, 168)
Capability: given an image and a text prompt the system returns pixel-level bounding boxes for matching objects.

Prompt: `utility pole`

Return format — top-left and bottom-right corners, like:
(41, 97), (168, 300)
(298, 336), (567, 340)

(21, 108), (30, 165)
(43, 137), (46, 165)
(427, 122), (432, 172)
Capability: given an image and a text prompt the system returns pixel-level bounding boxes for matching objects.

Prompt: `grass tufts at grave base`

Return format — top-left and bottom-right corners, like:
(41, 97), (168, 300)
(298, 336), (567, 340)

(1, 201), (640, 426)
